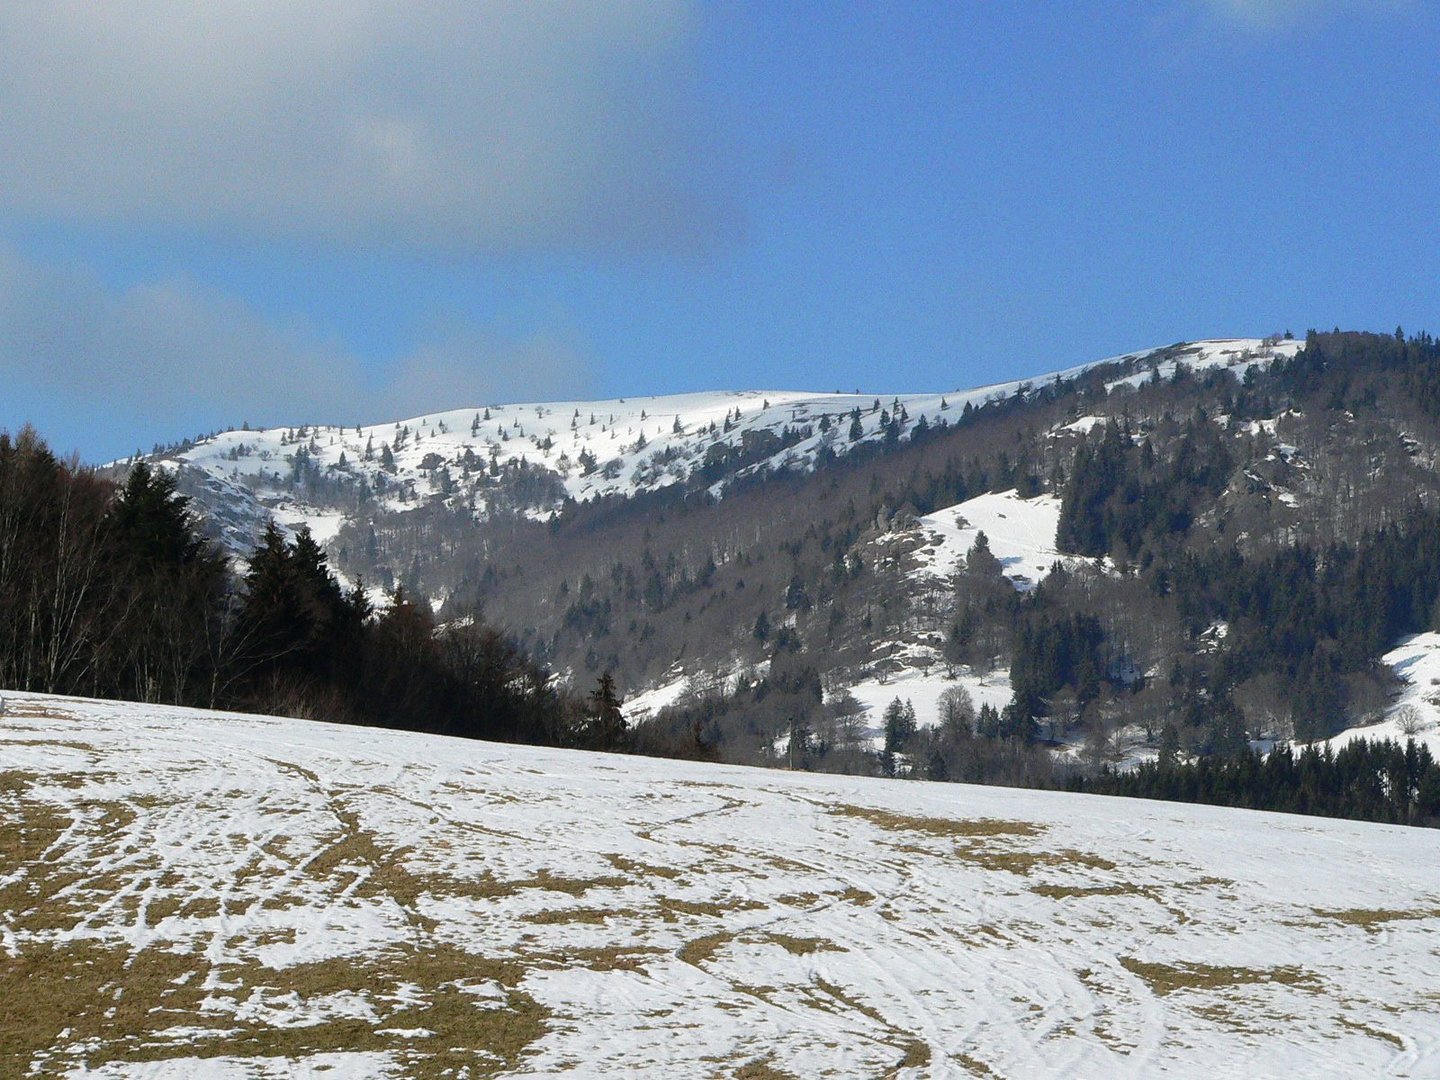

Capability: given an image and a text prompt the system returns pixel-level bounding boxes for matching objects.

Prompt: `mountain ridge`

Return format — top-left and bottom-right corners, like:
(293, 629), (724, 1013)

(136, 337), (1297, 561)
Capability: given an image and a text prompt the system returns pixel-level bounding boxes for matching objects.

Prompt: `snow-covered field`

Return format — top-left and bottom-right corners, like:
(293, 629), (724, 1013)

(3, 693), (1438, 1078)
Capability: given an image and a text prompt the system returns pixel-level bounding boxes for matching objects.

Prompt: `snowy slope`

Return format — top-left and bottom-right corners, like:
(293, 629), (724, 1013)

(848, 489), (1104, 743)
(1322, 632), (1440, 757)
(908, 489), (1103, 591)
(139, 338), (1300, 555)
(3, 691), (1438, 1078)
(1104, 338), (1301, 392)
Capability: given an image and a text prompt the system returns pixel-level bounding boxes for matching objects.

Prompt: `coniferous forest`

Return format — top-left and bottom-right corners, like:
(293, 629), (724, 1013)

(0, 429), (623, 751)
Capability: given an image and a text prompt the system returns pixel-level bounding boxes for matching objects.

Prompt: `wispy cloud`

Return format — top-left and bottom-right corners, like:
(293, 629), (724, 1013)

(0, 244), (597, 459)
(1197, 0), (1410, 29)
(0, 1), (736, 256)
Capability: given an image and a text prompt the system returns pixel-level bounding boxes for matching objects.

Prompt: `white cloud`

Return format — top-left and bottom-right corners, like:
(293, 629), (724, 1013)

(0, 1), (733, 254)
(0, 244), (597, 459)
(1197, 0), (1410, 28)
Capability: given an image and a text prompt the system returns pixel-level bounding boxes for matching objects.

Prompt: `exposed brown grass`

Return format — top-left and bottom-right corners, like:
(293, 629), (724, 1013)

(1120, 957), (1322, 996)
(829, 804), (1044, 839)
(731, 1059), (802, 1080)
(606, 852), (683, 880)
(810, 976), (887, 1027)
(1337, 1016), (1405, 1049)
(680, 931), (735, 967)
(765, 933), (844, 956)
(1030, 884), (1134, 900)
(955, 1050), (999, 1076)
(0, 936), (550, 1078)
(1312, 906), (1440, 932)
(775, 891), (821, 907)
(659, 896), (767, 918)
(523, 906), (641, 925)
(888, 1040), (932, 1075)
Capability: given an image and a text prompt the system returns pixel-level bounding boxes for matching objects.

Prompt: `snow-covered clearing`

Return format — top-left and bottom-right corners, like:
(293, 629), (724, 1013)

(3, 692), (1437, 1078)
(909, 489), (1098, 591)
(843, 666), (1013, 737)
(620, 674), (693, 723)
(1322, 632), (1440, 758)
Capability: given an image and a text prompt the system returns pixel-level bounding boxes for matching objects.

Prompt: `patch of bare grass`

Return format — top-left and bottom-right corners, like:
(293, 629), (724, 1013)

(955, 1050), (998, 1076)
(1337, 1016), (1404, 1049)
(887, 1040), (931, 1075)
(810, 977), (887, 1026)
(1312, 906), (1440, 932)
(731, 1059), (802, 1080)
(523, 906), (641, 925)
(766, 933), (844, 956)
(1119, 957), (1322, 996)
(1030, 884), (1134, 900)
(830, 804), (1044, 839)
(0, 935), (551, 1079)
(680, 931), (735, 967)
(776, 891), (821, 907)
(659, 896), (767, 918)
(606, 852), (683, 880)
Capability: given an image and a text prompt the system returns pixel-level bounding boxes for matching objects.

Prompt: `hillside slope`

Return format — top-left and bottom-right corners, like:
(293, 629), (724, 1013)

(3, 692), (1438, 1078)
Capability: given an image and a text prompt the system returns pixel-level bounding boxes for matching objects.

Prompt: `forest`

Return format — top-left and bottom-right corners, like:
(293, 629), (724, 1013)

(0, 428), (624, 751)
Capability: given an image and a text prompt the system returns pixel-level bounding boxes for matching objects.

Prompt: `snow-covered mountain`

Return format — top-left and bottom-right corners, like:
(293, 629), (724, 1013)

(2, 690), (1436, 1078)
(142, 332), (1440, 772)
(141, 338), (1299, 560)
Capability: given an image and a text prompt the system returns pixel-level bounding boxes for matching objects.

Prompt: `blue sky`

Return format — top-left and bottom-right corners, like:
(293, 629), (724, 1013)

(2, 1), (1437, 462)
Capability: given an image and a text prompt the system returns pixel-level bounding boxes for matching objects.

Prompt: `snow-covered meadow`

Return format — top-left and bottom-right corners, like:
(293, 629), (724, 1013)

(3, 692), (1438, 1078)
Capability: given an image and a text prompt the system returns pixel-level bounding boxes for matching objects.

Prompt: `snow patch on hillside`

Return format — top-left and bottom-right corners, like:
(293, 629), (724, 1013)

(622, 672), (694, 722)
(909, 489), (1098, 591)
(845, 666), (1013, 737)
(1105, 337), (1302, 392)
(1323, 632), (1440, 757)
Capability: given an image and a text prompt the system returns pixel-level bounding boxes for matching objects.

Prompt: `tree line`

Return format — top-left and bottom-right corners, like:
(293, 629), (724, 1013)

(1073, 738), (1440, 827)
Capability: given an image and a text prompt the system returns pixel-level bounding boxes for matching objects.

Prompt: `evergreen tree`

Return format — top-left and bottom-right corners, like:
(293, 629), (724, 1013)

(587, 672), (628, 751)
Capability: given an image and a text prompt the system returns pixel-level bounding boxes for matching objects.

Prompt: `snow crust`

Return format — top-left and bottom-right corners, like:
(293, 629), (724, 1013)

(3, 691), (1438, 1077)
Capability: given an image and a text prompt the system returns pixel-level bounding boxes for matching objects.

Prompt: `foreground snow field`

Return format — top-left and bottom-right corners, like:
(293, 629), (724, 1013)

(2, 693), (1438, 1079)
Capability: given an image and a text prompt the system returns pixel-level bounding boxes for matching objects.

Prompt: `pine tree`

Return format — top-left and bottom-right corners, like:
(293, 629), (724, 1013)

(587, 672), (627, 751)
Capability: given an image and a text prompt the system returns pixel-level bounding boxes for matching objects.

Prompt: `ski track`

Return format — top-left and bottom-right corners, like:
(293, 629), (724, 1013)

(1, 690), (1437, 1078)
